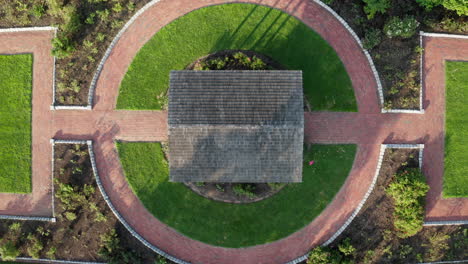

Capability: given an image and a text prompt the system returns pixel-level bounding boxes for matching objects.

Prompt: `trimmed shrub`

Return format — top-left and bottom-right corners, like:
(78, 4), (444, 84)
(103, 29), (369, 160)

(362, 0), (391, 19)
(416, 0), (443, 10)
(384, 16), (420, 39)
(362, 28), (382, 50)
(386, 168), (429, 238)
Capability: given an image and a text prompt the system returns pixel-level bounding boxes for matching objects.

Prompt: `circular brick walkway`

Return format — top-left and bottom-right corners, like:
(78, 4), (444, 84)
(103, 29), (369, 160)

(1, 1), (467, 263)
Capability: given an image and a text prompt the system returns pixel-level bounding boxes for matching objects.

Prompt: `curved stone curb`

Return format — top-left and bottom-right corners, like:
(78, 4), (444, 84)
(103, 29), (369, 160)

(86, 140), (189, 264)
(288, 143), (425, 263)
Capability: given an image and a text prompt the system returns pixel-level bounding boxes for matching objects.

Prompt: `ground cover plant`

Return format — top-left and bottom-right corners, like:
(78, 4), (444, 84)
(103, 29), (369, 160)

(328, 0), (466, 109)
(0, 144), (170, 263)
(0, 54), (32, 193)
(443, 61), (468, 197)
(117, 3), (357, 112)
(117, 142), (356, 247)
(301, 148), (467, 264)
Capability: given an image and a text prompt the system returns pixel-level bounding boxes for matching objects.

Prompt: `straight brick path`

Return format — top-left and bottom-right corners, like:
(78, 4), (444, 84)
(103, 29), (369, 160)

(0, 1), (467, 263)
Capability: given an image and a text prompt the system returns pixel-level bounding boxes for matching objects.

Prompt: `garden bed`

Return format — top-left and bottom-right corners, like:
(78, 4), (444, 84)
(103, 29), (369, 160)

(300, 148), (467, 263)
(328, 0), (467, 110)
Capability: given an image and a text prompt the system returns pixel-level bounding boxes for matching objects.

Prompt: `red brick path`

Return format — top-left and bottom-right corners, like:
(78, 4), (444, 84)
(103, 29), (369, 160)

(0, 1), (467, 263)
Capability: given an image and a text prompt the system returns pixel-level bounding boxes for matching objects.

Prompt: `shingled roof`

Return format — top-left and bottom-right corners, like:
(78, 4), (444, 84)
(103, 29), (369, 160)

(168, 70), (304, 182)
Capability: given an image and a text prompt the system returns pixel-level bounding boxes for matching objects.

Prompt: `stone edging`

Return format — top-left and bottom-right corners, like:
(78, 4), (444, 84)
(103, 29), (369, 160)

(421, 32), (468, 39)
(0, 26), (56, 32)
(287, 143), (425, 264)
(86, 140), (190, 264)
(0, 215), (55, 222)
(15, 257), (105, 264)
(424, 220), (468, 226)
(419, 261), (468, 264)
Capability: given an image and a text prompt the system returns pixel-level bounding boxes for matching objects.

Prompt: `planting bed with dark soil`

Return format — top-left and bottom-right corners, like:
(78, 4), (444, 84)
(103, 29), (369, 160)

(298, 148), (467, 263)
(0, 144), (168, 263)
(185, 182), (287, 204)
(328, 0), (466, 109)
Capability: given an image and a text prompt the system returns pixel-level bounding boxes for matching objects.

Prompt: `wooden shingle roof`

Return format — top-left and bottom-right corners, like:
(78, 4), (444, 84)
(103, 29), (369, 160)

(168, 70), (303, 183)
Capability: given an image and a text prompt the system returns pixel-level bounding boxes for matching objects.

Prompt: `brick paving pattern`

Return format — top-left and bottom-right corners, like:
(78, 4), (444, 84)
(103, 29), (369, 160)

(0, 0), (467, 263)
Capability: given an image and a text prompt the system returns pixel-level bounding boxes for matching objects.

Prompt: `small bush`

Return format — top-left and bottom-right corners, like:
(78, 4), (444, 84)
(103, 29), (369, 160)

(362, 28), (382, 50)
(31, 3), (46, 18)
(0, 241), (20, 261)
(338, 238), (356, 256)
(46, 246), (57, 259)
(27, 234), (44, 259)
(65, 211), (77, 221)
(362, 0), (391, 19)
(99, 229), (141, 264)
(384, 16), (420, 39)
(8, 222), (21, 232)
(386, 168), (429, 238)
(417, 0), (443, 10)
(307, 247), (343, 264)
(52, 35), (75, 58)
(443, 0), (468, 16)
(233, 184), (256, 198)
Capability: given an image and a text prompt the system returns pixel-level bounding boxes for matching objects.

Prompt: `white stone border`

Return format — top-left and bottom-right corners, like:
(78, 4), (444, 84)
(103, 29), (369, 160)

(419, 261), (468, 264)
(0, 215), (55, 222)
(312, 0), (384, 109)
(87, 0), (162, 107)
(287, 143), (425, 264)
(0, 26), (56, 32)
(15, 257), (105, 264)
(421, 32), (468, 39)
(424, 220), (468, 226)
(86, 140), (190, 264)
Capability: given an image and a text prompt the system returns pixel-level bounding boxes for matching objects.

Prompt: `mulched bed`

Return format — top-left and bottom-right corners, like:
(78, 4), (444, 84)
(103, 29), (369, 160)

(0, 144), (169, 263)
(185, 182), (286, 204)
(299, 148), (467, 263)
(328, 0), (467, 109)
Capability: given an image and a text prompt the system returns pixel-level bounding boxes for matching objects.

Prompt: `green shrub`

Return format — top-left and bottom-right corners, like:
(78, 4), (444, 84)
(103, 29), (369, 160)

(0, 241), (20, 261)
(155, 255), (168, 264)
(46, 246), (57, 260)
(338, 238), (356, 256)
(31, 3), (46, 18)
(443, 0), (468, 15)
(251, 56), (266, 69)
(52, 35), (75, 58)
(386, 168), (429, 238)
(99, 229), (141, 264)
(362, 28), (382, 50)
(416, 0), (443, 10)
(384, 16), (420, 39)
(64, 211), (77, 221)
(307, 247), (343, 264)
(27, 234), (43, 259)
(233, 184), (256, 198)
(362, 0), (391, 19)
(8, 222), (21, 233)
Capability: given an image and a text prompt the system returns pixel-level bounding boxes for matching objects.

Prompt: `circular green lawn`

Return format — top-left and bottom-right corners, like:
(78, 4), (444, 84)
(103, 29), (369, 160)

(117, 142), (356, 248)
(117, 3), (357, 111)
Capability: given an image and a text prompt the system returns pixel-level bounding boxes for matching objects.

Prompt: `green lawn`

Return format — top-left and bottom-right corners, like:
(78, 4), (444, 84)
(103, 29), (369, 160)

(117, 142), (356, 247)
(117, 3), (357, 112)
(0, 54), (32, 193)
(443, 61), (468, 198)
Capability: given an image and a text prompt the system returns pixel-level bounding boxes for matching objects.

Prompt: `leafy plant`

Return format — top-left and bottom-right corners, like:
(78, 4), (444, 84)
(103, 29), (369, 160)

(31, 3), (46, 18)
(307, 247), (342, 264)
(8, 222), (21, 233)
(362, 28), (382, 50)
(233, 184), (256, 198)
(386, 168), (429, 238)
(442, 0), (468, 16)
(52, 35), (75, 58)
(338, 238), (356, 256)
(423, 232), (450, 261)
(362, 0), (390, 19)
(0, 241), (20, 261)
(27, 234), (43, 259)
(384, 16), (420, 39)
(99, 229), (141, 264)
(46, 246), (57, 259)
(416, 0), (443, 10)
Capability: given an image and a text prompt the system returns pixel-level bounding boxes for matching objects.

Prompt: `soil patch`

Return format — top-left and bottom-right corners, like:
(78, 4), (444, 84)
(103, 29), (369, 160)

(185, 182), (287, 204)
